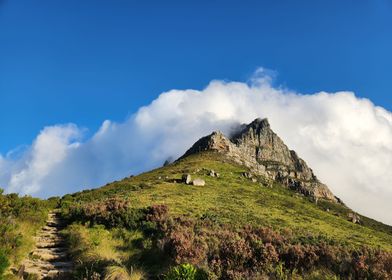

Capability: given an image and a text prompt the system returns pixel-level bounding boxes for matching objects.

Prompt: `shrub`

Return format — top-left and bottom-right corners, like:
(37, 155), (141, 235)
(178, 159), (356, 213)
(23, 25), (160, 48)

(65, 197), (145, 229)
(145, 204), (169, 223)
(156, 216), (392, 279)
(0, 191), (49, 273)
(0, 249), (9, 278)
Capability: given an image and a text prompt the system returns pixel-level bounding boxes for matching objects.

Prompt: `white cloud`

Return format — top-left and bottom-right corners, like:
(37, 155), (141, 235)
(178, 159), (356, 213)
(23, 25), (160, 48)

(1, 69), (391, 225)
(1, 124), (82, 195)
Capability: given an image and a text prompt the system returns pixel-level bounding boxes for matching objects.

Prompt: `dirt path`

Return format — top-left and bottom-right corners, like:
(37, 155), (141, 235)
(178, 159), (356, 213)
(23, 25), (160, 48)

(20, 211), (73, 279)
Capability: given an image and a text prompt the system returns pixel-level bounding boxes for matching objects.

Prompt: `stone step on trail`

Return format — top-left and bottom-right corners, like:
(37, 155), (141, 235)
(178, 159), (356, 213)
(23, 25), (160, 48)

(36, 241), (66, 249)
(32, 249), (68, 262)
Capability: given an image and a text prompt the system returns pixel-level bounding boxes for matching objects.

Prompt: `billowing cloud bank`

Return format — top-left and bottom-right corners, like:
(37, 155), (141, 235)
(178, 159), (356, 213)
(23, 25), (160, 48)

(1, 69), (391, 224)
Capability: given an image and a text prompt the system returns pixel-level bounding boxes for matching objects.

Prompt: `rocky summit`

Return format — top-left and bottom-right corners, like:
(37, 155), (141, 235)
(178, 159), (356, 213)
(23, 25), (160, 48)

(181, 118), (339, 202)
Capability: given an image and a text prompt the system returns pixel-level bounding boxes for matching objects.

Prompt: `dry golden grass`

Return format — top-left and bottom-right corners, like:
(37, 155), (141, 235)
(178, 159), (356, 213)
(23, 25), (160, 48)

(104, 265), (145, 280)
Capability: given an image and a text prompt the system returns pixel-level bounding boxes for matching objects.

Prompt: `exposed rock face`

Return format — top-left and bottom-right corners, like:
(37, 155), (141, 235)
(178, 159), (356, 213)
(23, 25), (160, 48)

(180, 118), (339, 202)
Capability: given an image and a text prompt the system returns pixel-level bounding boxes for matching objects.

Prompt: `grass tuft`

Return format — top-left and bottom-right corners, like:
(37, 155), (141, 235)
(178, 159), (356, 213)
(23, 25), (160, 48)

(104, 265), (145, 280)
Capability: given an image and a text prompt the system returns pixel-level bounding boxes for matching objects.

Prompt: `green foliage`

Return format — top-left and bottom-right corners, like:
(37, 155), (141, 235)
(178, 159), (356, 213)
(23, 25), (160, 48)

(165, 264), (206, 280)
(0, 249), (10, 279)
(0, 189), (50, 273)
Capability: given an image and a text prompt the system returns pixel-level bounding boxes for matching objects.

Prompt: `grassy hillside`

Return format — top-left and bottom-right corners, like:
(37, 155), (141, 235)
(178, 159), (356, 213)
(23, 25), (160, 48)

(56, 151), (392, 279)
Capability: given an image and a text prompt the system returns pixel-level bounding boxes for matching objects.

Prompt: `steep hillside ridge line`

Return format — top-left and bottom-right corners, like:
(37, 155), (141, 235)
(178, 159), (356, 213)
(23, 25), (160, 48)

(180, 118), (339, 202)
(19, 211), (73, 279)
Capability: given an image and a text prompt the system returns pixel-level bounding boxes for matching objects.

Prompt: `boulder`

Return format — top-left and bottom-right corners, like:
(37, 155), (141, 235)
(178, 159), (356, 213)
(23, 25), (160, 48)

(192, 178), (205, 186)
(182, 174), (192, 185)
(208, 169), (220, 177)
(348, 212), (361, 224)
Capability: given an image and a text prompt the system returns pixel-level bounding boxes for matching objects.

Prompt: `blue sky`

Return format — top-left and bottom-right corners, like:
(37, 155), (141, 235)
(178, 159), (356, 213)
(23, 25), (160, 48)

(0, 0), (391, 154)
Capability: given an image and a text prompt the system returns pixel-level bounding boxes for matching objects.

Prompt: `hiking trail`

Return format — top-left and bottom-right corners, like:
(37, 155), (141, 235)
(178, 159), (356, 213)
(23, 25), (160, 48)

(19, 211), (73, 279)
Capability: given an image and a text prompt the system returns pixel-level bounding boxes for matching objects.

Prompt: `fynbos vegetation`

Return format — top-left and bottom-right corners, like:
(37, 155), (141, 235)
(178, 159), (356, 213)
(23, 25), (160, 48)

(58, 197), (392, 279)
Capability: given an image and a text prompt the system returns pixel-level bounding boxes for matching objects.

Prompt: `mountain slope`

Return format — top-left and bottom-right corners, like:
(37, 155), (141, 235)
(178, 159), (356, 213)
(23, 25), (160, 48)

(56, 152), (392, 279)
(65, 151), (392, 248)
(28, 118), (392, 279)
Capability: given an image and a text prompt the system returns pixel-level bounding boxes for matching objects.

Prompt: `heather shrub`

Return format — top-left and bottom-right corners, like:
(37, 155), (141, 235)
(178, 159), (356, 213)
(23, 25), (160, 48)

(66, 197), (145, 229)
(155, 216), (392, 279)
(163, 218), (210, 265)
(145, 204), (169, 223)
(350, 248), (392, 279)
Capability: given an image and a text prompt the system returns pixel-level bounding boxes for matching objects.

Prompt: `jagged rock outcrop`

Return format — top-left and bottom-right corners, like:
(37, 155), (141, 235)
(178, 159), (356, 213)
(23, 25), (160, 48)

(180, 118), (339, 202)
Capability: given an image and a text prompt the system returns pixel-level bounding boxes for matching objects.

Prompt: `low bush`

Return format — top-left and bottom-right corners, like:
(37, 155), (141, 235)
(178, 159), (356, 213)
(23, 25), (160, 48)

(0, 249), (9, 279)
(156, 215), (392, 280)
(64, 197), (145, 229)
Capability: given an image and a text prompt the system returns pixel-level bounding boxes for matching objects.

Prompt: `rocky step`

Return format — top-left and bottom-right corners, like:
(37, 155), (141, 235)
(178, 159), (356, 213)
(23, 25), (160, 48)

(35, 235), (64, 242)
(24, 259), (73, 271)
(36, 242), (66, 249)
(23, 264), (60, 277)
(40, 230), (59, 236)
(39, 232), (58, 238)
(31, 253), (68, 263)
(42, 225), (61, 231)
(26, 265), (73, 274)
(46, 268), (73, 278)
(46, 221), (66, 228)
(24, 269), (73, 280)
(32, 248), (69, 262)
(51, 261), (73, 269)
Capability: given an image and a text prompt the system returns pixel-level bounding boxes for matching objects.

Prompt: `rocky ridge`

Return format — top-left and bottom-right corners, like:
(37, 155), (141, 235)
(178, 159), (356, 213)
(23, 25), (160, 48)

(180, 118), (339, 202)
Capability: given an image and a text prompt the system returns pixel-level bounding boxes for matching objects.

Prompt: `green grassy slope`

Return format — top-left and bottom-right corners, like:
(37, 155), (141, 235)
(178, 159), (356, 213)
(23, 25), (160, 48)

(65, 151), (392, 250)
(57, 151), (392, 279)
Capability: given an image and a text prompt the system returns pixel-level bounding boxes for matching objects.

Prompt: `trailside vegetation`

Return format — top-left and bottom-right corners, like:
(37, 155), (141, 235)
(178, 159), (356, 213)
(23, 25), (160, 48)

(0, 188), (55, 279)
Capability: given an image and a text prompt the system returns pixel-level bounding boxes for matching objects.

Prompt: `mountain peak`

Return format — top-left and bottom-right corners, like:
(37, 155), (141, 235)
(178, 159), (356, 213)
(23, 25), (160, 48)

(250, 117), (270, 127)
(180, 118), (339, 202)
